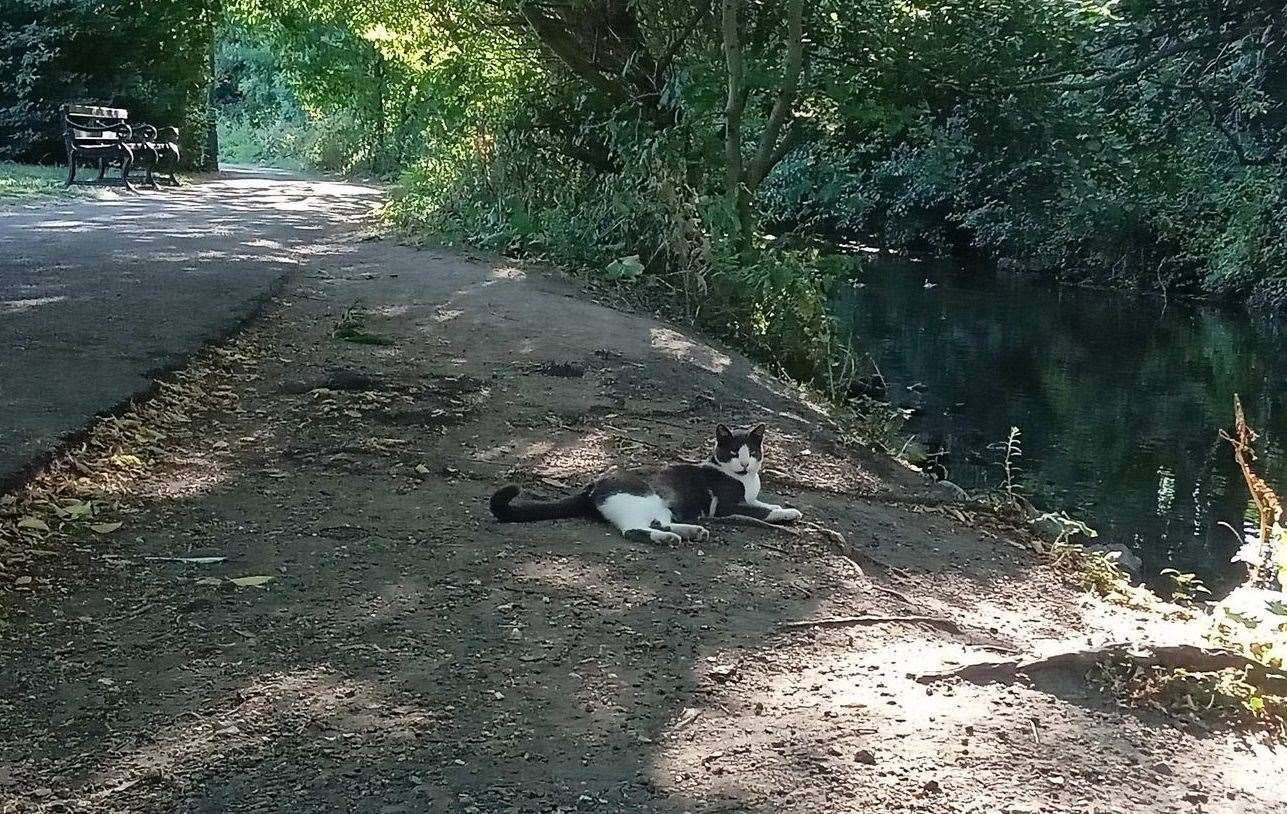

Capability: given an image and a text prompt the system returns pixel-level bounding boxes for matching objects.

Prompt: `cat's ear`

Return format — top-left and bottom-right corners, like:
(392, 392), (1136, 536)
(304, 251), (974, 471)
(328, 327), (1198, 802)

(749, 423), (767, 443)
(715, 423), (733, 444)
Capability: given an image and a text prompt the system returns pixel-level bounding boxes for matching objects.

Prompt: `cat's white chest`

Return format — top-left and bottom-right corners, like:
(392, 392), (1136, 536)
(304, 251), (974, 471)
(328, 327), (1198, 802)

(741, 472), (761, 503)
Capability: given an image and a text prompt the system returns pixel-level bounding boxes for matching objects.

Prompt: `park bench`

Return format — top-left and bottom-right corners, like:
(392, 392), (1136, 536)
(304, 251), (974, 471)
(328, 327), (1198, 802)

(62, 104), (181, 192)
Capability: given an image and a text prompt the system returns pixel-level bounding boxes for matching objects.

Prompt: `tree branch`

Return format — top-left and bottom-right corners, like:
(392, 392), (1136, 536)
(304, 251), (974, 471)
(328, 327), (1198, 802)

(747, 0), (804, 189)
(656, 2), (711, 78)
(721, 0), (746, 199)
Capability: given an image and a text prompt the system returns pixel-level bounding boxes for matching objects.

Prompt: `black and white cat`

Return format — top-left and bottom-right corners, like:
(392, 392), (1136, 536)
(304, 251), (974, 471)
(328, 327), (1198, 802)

(489, 423), (802, 544)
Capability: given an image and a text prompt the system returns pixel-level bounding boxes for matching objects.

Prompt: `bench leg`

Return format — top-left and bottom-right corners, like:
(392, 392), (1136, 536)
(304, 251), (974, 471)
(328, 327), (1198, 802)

(120, 147), (137, 193)
(65, 156), (77, 187)
(167, 145), (180, 186)
(97, 158), (108, 181)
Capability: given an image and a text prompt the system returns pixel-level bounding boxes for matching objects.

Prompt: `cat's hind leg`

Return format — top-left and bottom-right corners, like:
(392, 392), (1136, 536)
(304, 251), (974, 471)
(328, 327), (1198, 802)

(598, 493), (682, 545)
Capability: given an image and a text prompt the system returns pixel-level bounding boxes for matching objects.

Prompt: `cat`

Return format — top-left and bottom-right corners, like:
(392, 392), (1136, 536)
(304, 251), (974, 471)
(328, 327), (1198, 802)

(489, 423), (802, 544)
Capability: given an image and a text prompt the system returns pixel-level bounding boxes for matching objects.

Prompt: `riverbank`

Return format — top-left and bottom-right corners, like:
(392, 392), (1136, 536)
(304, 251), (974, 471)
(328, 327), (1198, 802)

(2, 217), (1285, 811)
(837, 257), (1287, 594)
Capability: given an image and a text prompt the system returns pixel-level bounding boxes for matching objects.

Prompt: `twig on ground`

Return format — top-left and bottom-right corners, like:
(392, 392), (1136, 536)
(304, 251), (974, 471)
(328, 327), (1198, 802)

(916, 643), (1287, 692)
(780, 614), (970, 634)
(869, 583), (914, 605)
(781, 613), (1021, 652)
(709, 515), (801, 536)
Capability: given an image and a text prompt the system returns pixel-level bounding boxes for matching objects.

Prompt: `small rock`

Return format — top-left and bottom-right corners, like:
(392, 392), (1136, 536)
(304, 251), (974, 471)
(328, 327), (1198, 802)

(1152, 762), (1173, 776)
(14, 576), (32, 586)
(853, 749), (877, 765)
(215, 725), (242, 737)
(708, 664), (739, 682)
(1184, 791), (1209, 804)
(923, 779), (941, 794)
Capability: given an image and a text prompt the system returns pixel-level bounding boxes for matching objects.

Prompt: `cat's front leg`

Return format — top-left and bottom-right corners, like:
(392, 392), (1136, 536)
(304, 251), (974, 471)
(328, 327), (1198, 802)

(721, 501), (802, 524)
(747, 498), (802, 523)
(666, 522), (710, 542)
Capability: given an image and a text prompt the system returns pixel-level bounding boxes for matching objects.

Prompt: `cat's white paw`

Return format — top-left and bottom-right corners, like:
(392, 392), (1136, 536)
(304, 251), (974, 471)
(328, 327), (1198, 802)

(692, 525), (710, 542)
(769, 507), (802, 523)
(650, 529), (683, 546)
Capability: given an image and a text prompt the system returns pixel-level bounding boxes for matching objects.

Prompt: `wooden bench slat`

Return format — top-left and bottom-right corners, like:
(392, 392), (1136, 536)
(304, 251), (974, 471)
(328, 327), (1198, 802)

(65, 104), (128, 118)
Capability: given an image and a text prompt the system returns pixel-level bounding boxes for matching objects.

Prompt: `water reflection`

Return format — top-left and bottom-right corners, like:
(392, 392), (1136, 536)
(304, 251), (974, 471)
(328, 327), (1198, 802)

(835, 259), (1287, 592)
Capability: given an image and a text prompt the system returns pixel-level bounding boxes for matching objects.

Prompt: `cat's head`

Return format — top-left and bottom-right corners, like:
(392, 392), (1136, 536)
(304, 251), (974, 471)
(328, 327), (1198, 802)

(712, 423), (767, 478)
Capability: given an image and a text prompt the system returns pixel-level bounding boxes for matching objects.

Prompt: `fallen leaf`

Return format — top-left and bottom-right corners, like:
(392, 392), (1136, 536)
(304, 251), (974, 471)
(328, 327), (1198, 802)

(90, 522), (124, 534)
(17, 517), (51, 532)
(144, 555), (225, 564)
(230, 575), (275, 588)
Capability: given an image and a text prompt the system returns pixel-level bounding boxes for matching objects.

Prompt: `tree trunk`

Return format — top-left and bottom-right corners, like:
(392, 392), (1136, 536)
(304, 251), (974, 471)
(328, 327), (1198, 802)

(721, 0), (805, 249)
(205, 28), (219, 171)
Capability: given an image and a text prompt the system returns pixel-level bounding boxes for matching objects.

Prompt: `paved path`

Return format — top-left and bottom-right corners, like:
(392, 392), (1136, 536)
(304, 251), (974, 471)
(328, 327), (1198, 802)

(0, 166), (381, 486)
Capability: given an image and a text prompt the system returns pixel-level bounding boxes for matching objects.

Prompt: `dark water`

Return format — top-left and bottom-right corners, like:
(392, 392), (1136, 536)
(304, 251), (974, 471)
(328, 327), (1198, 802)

(835, 259), (1287, 593)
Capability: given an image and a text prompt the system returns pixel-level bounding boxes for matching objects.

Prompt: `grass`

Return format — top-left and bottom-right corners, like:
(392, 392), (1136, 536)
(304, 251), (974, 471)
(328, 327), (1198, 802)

(0, 162), (118, 202)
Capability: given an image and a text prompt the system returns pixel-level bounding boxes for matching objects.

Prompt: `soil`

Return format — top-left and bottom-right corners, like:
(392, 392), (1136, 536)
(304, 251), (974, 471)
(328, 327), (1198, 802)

(3, 175), (1286, 813)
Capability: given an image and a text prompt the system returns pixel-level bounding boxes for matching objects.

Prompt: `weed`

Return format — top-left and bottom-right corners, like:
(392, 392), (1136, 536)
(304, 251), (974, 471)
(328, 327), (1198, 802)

(332, 302), (394, 346)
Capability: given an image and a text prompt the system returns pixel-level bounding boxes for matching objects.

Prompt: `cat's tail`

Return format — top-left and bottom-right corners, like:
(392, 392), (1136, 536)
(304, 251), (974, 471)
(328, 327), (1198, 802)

(489, 484), (594, 523)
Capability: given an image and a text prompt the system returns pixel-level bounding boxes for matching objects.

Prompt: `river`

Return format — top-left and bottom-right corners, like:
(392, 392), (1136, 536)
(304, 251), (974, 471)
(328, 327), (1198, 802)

(835, 258), (1287, 594)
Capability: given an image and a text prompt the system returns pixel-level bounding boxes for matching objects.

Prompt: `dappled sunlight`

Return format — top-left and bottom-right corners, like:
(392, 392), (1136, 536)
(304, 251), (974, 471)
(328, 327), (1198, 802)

(2, 295), (66, 314)
(490, 265), (526, 281)
(511, 555), (659, 608)
(345, 577), (430, 625)
(649, 327), (730, 373)
(68, 668), (422, 811)
(472, 437), (555, 467)
(131, 451), (232, 501)
(528, 430), (617, 481)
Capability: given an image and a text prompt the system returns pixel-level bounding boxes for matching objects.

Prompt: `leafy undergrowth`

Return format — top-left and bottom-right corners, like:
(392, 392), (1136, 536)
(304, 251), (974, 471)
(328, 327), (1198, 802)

(0, 346), (245, 579)
(1091, 660), (1287, 739)
(1048, 540), (1162, 611)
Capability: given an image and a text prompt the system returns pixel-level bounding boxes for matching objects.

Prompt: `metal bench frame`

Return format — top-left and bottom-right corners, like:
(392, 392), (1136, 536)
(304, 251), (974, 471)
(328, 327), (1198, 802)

(62, 104), (181, 192)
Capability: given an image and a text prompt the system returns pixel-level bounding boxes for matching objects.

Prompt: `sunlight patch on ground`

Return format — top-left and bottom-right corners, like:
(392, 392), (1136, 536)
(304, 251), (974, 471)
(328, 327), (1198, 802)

(132, 451), (230, 501)
(2, 295), (66, 314)
(473, 438), (555, 467)
(649, 327), (730, 373)
(490, 265), (527, 281)
(511, 555), (658, 608)
(73, 669), (417, 811)
(648, 640), (1019, 808)
(529, 431), (616, 481)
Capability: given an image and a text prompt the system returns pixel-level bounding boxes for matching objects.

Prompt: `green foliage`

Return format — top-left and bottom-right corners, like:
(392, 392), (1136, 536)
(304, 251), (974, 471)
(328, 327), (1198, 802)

(1161, 568), (1213, 605)
(0, 0), (219, 169)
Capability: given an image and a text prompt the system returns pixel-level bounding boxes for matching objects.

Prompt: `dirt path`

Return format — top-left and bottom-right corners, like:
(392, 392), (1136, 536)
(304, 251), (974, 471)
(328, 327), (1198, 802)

(2, 177), (1285, 813)
(0, 166), (381, 487)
